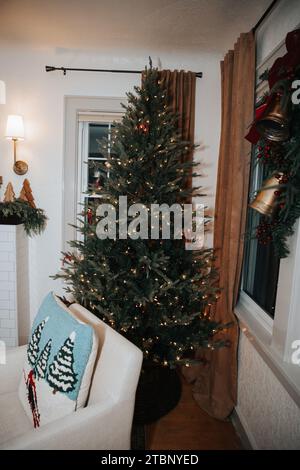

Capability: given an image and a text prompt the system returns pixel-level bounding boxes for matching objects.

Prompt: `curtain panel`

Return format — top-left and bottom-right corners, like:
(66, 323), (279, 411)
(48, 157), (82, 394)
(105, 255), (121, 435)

(183, 32), (255, 420)
(159, 70), (196, 190)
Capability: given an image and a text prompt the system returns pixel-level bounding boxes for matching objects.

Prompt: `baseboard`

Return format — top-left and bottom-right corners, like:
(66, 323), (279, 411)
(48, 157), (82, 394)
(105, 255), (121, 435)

(231, 407), (258, 450)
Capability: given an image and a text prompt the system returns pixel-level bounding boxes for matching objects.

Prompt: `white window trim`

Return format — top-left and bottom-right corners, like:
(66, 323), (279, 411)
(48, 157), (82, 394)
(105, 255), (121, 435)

(63, 96), (126, 251)
(238, 291), (273, 336)
(236, 36), (300, 404)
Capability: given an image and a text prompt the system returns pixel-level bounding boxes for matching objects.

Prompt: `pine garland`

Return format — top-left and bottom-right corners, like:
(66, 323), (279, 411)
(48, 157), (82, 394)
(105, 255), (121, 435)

(252, 76), (300, 258)
(0, 199), (47, 236)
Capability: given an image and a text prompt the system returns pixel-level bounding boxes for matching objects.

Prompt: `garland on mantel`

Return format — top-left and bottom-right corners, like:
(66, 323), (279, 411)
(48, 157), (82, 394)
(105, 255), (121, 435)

(246, 28), (300, 258)
(0, 199), (47, 236)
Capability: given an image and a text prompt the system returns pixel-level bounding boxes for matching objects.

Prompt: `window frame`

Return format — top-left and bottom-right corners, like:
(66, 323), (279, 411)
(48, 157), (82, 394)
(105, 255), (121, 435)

(239, 63), (278, 333)
(236, 40), (300, 403)
(63, 96), (126, 251)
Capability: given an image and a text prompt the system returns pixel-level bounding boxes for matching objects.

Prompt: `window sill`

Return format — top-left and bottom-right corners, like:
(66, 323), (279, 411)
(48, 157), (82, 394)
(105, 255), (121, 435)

(235, 299), (300, 408)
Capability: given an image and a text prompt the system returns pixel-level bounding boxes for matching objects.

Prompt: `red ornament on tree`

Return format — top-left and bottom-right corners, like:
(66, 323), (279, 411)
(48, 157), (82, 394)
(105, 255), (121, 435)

(137, 122), (149, 134)
(87, 208), (93, 224)
(62, 254), (73, 266)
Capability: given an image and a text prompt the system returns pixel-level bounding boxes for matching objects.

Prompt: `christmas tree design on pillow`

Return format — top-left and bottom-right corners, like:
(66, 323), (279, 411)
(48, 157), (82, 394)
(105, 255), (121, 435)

(35, 339), (52, 380)
(23, 326), (78, 427)
(19, 293), (95, 428)
(47, 332), (78, 394)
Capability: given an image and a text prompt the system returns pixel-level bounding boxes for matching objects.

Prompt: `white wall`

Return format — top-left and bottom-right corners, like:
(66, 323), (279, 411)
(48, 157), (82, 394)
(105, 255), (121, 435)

(237, 333), (300, 449)
(0, 45), (221, 323)
(236, 0), (300, 450)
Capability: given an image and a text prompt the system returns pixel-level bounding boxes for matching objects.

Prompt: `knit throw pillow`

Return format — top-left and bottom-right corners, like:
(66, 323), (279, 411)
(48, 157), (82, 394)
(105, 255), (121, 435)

(18, 292), (98, 428)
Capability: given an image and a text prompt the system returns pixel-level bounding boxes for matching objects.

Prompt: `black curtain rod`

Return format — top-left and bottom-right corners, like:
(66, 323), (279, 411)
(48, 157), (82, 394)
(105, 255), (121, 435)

(45, 65), (203, 78)
(252, 0), (280, 33)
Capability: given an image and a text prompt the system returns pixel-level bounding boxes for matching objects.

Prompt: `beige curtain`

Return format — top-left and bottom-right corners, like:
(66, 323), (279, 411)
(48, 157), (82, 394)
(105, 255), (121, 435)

(159, 70), (196, 189)
(183, 32), (255, 420)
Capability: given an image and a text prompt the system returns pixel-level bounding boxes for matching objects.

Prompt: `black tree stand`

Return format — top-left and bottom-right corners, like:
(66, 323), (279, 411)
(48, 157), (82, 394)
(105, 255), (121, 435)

(131, 363), (182, 449)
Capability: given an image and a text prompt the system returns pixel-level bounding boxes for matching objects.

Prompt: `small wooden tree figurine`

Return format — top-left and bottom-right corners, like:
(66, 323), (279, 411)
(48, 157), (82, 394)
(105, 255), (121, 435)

(3, 182), (15, 203)
(19, 179), (36, 208)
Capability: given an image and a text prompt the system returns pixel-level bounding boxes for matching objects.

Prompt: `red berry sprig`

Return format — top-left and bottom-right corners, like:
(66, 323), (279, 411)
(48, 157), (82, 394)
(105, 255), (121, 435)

(257, 144), (271, 163)
(256, 220), (274, 246)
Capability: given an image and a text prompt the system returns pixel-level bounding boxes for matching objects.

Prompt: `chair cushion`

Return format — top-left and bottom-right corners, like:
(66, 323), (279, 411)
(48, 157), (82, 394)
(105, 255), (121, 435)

(0, 391), (32, 446)
(18, 292), (98, 428)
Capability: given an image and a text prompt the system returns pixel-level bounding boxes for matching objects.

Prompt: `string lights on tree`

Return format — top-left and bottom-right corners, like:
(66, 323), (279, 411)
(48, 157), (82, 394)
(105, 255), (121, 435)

(55, 64), (227, 368)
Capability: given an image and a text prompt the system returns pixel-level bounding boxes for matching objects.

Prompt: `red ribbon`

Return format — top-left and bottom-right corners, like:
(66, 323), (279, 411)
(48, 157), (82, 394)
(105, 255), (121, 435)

(245, 102), (268, 144)
(245, 28), (300, 145)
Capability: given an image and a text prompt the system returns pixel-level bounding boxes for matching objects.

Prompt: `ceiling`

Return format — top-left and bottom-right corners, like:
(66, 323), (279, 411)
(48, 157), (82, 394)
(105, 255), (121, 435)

(0, 0), (272, 53)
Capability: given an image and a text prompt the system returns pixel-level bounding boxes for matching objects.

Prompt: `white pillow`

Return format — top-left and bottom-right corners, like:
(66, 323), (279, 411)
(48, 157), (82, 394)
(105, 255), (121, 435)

(18, 292), (98, 428)
(54, 295), (98, 410)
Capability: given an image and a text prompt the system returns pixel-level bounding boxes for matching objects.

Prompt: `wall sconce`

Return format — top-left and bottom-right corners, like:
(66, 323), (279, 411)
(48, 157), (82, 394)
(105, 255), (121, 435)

(6, 115), (28, 175)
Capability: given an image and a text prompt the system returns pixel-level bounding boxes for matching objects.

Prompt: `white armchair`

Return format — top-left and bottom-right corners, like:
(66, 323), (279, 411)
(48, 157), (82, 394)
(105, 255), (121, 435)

(0, 303), (143, 450)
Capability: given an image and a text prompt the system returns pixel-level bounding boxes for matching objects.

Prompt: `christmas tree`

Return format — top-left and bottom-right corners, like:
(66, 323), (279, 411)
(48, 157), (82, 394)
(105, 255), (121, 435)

(27, 317), (49, 367)
(56, 65), (226, 367)
(35, 339), (52, 379)
(47, 332), (78, 394)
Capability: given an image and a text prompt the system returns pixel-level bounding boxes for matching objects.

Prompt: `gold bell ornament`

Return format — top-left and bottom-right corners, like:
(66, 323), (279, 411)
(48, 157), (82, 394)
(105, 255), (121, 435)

(256, 93), (291, 142)
(249, 173), (283, 216)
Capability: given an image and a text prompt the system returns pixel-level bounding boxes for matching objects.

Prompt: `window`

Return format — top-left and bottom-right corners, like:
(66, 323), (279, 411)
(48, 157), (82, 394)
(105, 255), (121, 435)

(242, 133), (280, 319)
(236, 19), (300, 397)
(242, 70), (280, 319)
(63, 96), (125, 250)
(77, 119), (116, 239)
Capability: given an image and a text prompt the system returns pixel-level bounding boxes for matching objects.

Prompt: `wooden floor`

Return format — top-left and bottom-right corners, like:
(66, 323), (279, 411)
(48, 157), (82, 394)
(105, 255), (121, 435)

(146, 378), (242, 450)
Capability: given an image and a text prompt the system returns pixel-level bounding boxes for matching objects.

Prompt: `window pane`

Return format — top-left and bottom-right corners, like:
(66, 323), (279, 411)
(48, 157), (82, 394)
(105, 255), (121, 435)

(88, 160), (108, 192)
(88, 124), (109, 158)
(243, 150), (280, 318)
(83, 197), (101, 229)
(243, 210), (280, 318)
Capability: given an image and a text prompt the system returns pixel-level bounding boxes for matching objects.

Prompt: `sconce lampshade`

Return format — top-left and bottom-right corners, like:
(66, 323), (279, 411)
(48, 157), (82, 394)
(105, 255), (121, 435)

(0, 80), (5, 105)
(6, 115), (25, 140)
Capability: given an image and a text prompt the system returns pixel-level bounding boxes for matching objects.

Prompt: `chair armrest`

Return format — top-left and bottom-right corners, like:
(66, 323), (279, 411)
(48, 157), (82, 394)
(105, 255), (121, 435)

(0, 345), (27, 394)
(2, 399), (134, 450)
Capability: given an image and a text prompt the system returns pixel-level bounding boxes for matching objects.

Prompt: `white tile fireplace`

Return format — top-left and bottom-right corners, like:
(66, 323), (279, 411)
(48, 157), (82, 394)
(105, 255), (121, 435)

(0, 224), (30, 347)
